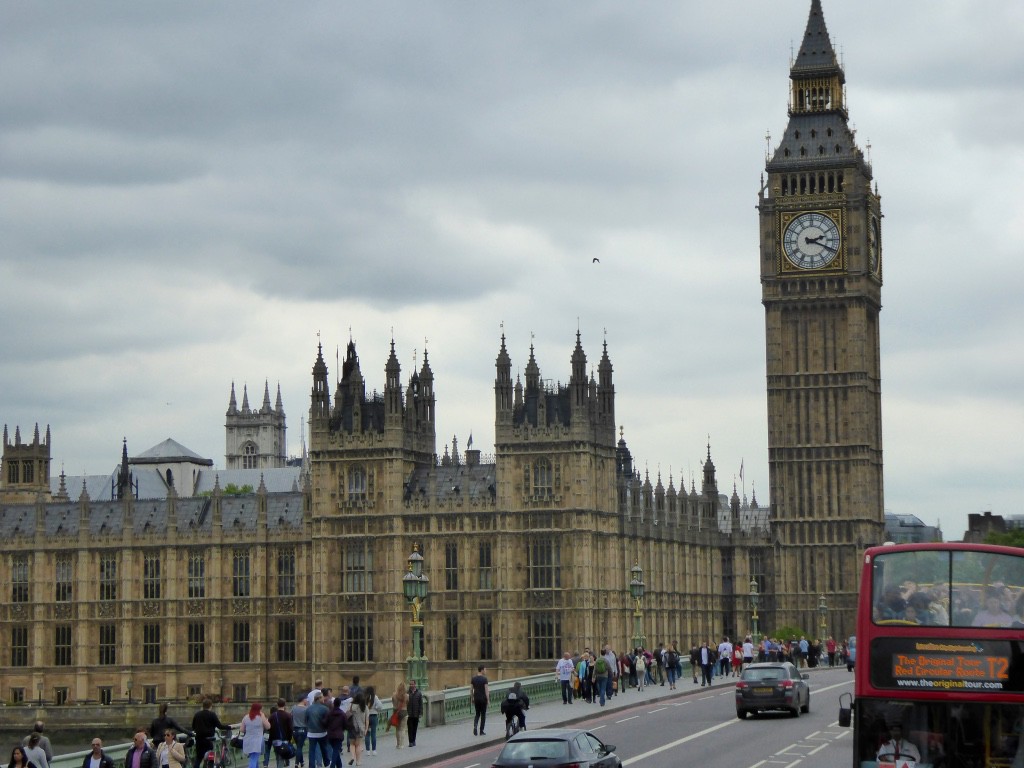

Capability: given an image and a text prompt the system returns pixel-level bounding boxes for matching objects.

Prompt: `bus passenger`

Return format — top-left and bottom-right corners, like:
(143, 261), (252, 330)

(972, 587), (1013, 627)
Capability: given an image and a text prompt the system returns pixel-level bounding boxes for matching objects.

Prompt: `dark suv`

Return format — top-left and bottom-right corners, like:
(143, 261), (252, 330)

(735, 662), (810, 718)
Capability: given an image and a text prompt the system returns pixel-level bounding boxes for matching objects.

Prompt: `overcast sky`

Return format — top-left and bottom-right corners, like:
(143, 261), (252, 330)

(2, 1), (1021, 539)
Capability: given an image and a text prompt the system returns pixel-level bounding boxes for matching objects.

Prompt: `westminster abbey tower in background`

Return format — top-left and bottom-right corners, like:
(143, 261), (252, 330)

(0, 1), (882, 705)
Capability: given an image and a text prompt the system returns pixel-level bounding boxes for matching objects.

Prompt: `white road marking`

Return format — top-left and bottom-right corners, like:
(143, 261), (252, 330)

(616, 715), (640, 723)
(621, 719), (736, 765)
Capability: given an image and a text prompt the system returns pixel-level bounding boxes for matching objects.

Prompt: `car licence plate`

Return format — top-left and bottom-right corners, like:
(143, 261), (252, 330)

(753, 687), (774, 695)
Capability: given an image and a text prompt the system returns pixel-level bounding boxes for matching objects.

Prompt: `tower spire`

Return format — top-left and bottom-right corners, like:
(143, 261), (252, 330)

(793, 0), (838, 74)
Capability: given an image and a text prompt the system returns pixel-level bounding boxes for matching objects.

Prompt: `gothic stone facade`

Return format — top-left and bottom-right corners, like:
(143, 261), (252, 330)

(0, 334), (770, 704)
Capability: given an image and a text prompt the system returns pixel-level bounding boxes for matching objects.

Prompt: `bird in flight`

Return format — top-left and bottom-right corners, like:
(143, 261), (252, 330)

(592, 257), (600, 263)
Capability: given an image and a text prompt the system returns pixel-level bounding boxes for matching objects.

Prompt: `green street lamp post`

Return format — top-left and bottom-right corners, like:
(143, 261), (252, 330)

(629, 563), (646, 650)
(402, 544), (430, 691)
(749, 578), (760, 646)
(818, 594), (828, 643)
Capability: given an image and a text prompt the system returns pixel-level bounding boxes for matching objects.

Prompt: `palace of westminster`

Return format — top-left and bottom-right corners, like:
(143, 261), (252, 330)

(0, 1), (886, 706)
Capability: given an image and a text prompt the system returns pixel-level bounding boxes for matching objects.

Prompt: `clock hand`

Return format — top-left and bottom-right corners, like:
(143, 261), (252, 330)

(804, 235), (824, 245)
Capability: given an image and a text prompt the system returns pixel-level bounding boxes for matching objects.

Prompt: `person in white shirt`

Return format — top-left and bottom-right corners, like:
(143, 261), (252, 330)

(81, 739), (115, 768)
(717, 638), (733, 677)
(305, 679), (324, 706)
(742, 637), (755, 669)
(555, 652), (575, 704)
(876, 723), (921, 764)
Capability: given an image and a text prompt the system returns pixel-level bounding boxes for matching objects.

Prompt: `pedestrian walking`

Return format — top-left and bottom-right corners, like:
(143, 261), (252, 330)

(556, 652), (575, 704)
(470, 666), (489, 735)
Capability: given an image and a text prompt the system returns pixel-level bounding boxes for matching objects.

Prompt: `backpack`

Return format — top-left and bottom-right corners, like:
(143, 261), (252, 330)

(501, 692), (520, 715)
(595, 657), (608, 675)
(666, 650), (678, 668)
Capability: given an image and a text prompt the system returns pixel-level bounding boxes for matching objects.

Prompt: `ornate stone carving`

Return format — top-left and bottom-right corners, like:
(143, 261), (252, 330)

(527, 590), (554, 608)
(186, 600), (206, 616)
(232, 598), (250, 615)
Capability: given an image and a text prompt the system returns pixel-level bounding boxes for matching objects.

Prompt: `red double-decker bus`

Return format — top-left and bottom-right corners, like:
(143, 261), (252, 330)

(845, 542), (1024, 768)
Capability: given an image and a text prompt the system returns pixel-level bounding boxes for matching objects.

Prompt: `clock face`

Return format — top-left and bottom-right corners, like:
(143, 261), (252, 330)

(783, 212), (841, 270)
(868, 214), (880, 274)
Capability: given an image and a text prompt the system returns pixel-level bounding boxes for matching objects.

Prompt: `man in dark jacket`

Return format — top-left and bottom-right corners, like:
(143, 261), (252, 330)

(82, 738), (116, 768)
(124, 729), (157, 768)
(689, 644), (700, 684)
(191, 698), (230, 768)
(265, 699), (294, 768)
(509, 682), (529, 731)
(406, 680), (424, 747)
(500, 692), (524, 738)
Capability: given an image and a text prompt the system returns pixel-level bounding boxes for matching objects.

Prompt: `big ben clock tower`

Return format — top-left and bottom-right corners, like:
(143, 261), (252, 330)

(759, 0), (885, 638)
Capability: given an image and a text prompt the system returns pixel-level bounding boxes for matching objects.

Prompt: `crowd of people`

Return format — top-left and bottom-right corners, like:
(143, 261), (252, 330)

(875, 578), (1024, 628)
(551, 635), (848, 704)
(11, 638), (854, 768)
(6, 677), (422, 768)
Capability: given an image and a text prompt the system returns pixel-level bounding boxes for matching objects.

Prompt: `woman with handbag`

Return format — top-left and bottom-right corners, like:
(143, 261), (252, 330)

(362, 686), (382, 756)
(239, 702), (272, 768)
(156, 731), (186, 768)
(390, 682), (409, 749)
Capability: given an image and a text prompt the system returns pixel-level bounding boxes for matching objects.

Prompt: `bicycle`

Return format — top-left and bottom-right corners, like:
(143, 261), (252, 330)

(179, 733), (196, 768)
(504, 716), (521, 740)
(203, 728), (233, 768)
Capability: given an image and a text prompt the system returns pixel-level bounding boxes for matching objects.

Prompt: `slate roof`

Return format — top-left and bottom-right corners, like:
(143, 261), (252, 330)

(767, 0), (870, 178)
(50, 466), (303, 502)
(0, 490), (305, 539)
(792, 0), (840, 76)
(768, 113), (865, 174)
(406, 462), (496, 503)
(131, 438), (213, 465)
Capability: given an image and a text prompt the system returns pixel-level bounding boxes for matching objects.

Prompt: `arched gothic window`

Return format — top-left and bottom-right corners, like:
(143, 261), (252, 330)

(533, 458), (553, 497)
(348, 466), (367, 501)
(242, 442), (258, 470)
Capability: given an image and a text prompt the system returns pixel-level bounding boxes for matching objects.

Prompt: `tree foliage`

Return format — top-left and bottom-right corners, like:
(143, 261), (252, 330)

(985, 530), (1024, 548)
(198, 483), (255, 498)
(766, 624), (806, 641)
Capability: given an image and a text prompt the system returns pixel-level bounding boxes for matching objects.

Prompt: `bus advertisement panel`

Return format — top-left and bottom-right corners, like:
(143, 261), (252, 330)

(844, 543), (1024, 768)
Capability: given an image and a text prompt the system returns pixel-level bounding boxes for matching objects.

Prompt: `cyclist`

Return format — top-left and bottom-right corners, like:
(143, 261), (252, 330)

(500, 693), (521, 739)
(509, 682), (529, 731)
(500, 687), (528, 739)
